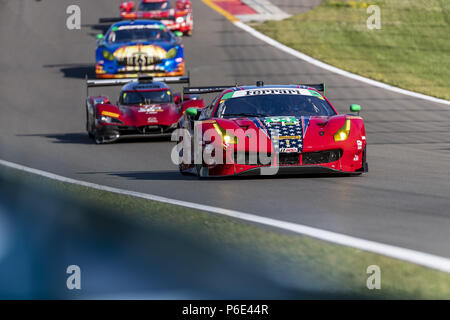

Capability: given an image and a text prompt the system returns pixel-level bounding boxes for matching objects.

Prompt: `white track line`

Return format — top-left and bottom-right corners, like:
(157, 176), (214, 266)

(234, 21), (450, 106)
(1, 158), (450, 273)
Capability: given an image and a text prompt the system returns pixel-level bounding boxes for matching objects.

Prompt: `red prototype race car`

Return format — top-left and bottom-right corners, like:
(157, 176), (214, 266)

(120, 0), (194, 36)
(177, 82), (368, 177)
(86, 75), (204, 144)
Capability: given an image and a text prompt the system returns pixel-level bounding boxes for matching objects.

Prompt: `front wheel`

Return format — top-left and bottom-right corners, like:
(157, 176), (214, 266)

(86, 108), (94, 138)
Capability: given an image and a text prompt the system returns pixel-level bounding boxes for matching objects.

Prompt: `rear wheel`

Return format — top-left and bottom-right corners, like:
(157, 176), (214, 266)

(362, 146), (368, 172)
(86, 108), (94, 138)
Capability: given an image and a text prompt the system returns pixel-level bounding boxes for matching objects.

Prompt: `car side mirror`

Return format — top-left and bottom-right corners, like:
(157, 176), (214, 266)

(185, 107), (198, 118)
(96, 34), (104, 40)
(350, 104), (361, 115)
(174, 95), (181, 104)
(174, 31), (183, 37)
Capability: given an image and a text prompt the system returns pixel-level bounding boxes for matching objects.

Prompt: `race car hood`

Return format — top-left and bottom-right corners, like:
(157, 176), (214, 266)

(104, 40), (177, 55)
(118, 103), (180, 127)
(212, 115), (347, 153)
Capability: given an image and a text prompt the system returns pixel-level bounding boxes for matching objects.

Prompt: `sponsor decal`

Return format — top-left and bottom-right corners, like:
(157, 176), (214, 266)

(357, 140), (363, 150)
(139, 105), (163, 114)
(353, 155), (359, 161)
(265, 116), (298, 123)
(280, 147), (298, 153)
(147, 117), (158, 123)
(232, 88), (312, 98)
(273, 135), (301, 140)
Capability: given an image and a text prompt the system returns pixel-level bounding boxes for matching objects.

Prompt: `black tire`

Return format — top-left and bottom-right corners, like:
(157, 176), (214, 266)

(86, 106), (96, 139)
(94, 130), (104, 144)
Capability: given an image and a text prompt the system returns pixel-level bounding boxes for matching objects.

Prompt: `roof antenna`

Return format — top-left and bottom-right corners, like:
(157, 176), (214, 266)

(256, 81), (264, 87)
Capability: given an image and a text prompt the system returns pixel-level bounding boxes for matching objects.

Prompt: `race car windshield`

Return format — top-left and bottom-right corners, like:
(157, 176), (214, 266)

(218, 94), (336, 118)
(107, 28), (171, 43)
(121, 90), (172, 105)
(141, 1), (169, 11)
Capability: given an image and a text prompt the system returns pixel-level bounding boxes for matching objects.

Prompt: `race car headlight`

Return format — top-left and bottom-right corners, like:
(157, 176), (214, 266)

(102, 50), (115, 61)
(166, 48), (177, 59)
(176, 16), (185, 23)
(213, 123), (239, 145)
(334, 119), (351, 142)
(100, 116), (123, 124)
(99, 111), (122, 124)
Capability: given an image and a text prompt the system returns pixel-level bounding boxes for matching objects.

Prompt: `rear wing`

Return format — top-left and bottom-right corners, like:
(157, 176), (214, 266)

(183, 86), (235, 95)
(86, 75), (190, 97)
(182, 86), (235, 102)
(305, 83), (325, 92)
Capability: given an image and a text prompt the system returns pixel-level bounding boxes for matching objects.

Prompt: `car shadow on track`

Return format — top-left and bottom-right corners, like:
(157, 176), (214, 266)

(42, 63), (96, 79)
(79, 170), (194, 181)
(17, 133), (172, 145)
(17, 133), (94, 144)
(81, 170), (353, 181)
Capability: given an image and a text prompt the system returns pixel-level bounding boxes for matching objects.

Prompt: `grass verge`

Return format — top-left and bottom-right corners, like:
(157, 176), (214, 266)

(254, 0), (450, 100)
(1, 163), (450, 299)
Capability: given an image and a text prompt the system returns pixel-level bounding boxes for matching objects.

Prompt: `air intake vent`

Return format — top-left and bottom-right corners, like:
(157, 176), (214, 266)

(303, 149), (342, 164)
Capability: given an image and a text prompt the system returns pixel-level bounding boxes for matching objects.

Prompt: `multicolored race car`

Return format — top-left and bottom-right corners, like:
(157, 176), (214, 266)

(95, 20), (185, 79)
(86, 75), (204, 144)
(120, 0), (193, 36)
(177, 82), (368, 177)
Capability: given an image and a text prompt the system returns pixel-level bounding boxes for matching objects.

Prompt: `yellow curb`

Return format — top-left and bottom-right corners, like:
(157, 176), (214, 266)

(201, 0), (239, 23)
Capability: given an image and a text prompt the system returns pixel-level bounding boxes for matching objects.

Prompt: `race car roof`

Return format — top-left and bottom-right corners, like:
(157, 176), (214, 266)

(110, 19), (167, 29)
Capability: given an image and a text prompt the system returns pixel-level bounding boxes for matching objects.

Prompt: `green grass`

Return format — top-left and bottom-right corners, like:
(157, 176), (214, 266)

(1, 164), (450, 298)
(254, 0), (450, 100)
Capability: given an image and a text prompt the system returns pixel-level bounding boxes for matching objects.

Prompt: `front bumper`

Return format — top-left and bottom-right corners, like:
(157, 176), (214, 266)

(95, 124), (175, 143)
(195, 148), (367, 177)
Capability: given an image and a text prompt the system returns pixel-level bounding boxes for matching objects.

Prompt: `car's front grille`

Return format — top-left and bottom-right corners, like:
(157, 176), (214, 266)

(117, 55), (163, 67)
(136, 125), (168, 134)
(233, 151), (273, 165)
(302, 149), (342, 164)
(278, 153), (300, 165)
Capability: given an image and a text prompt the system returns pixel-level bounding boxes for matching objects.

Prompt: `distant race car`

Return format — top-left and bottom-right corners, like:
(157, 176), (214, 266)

(120, 0), (193, 36)
(95, 20), (185, 78)
(86, 75), (204, 144)
(177, 82), (368, 177)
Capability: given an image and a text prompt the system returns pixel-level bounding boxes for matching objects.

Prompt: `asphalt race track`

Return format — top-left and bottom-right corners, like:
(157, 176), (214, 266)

(1, 0), (449, 258)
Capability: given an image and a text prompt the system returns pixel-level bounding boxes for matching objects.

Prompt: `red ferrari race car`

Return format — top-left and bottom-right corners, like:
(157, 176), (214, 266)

(176, 82), (368, 177)
(86, 75), (204, 144)
(120, 0), (194, 36)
